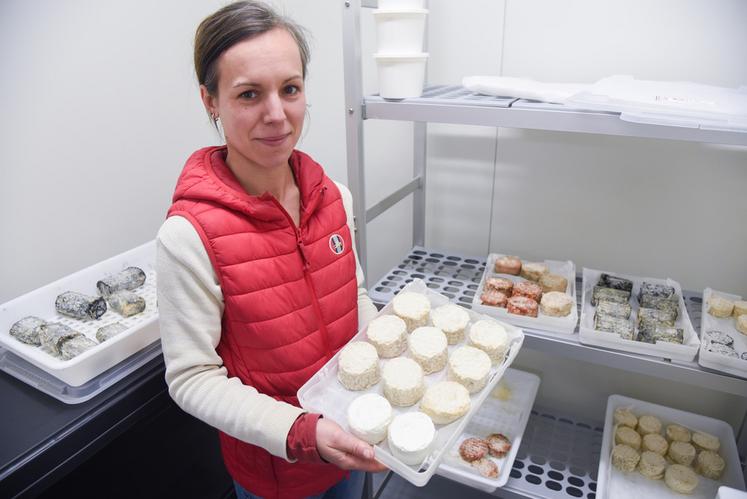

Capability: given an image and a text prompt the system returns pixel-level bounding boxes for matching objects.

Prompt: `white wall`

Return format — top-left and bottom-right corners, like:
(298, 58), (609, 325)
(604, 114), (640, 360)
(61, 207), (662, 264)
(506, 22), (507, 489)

(2, 1), (746, 427)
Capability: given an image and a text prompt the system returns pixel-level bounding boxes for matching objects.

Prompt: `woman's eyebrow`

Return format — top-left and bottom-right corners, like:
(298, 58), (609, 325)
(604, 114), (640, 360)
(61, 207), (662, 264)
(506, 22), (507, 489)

(232, 74), (303, 88)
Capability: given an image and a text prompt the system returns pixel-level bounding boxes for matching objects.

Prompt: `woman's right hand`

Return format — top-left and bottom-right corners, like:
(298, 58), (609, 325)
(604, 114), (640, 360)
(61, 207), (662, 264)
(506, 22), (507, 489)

(316, 418), (388, 473)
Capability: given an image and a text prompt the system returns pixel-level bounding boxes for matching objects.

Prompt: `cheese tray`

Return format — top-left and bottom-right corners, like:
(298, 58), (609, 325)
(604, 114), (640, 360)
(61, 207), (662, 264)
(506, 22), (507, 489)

(471, 253), (578, 335)
(297, 278), (524, 487)
(0, 241), (159, 394)
(437, 367), (541, 492)
(698, 287), (747, 379)
(579, 268), (699, 362)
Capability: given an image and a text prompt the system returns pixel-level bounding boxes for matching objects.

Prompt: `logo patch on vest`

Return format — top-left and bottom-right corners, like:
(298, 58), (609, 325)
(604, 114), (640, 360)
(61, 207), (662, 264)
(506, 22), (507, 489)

(329, 234), (344, 255)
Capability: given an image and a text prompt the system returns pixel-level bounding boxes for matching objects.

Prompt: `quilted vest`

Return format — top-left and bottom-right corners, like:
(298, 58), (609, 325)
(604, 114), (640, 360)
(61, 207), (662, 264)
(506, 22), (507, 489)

(167, 146), (358, 499)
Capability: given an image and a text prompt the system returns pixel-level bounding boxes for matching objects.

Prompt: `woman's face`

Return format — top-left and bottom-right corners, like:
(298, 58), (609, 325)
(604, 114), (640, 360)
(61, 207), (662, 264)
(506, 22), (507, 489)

(202, 27), (306, 172)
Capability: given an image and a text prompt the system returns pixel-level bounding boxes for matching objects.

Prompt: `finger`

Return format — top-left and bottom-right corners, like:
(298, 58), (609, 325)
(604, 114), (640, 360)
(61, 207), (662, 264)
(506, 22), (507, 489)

(333, 431), (375, 461)
(335, 453), (389, 473)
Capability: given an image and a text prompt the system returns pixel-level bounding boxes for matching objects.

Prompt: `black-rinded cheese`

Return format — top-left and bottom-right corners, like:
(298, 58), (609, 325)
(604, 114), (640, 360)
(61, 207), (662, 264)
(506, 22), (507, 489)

(55, 291), (107, 320)
(638, 282), (675, 303)
(591, 286), (631, 306)
(597, 300), (632, 319)
(39, 323), (81, 355)
(599, 273), (634, 293)
(96, 322), (128, 342)
(105, 291), (146, 317)
(60, 335), (97, 360)
(594, 313), (634, 340)
(96, 267), (146, 297)
(637, 307), (677, 327)
(9, 316), (46, 345)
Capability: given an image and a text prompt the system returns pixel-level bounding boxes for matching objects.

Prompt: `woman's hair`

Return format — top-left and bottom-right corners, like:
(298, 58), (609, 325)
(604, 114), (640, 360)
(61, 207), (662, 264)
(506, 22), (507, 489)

(194, 1), (310, 96)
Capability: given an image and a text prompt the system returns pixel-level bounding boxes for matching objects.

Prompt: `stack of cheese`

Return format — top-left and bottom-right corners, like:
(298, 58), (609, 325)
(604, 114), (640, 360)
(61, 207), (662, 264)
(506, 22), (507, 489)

(610, 407), (726, 494)
(338, 291), (512, 467)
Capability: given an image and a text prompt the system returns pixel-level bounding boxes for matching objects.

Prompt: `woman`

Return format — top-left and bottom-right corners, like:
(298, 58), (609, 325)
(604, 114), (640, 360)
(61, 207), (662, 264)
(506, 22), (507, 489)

(156, 2), (385, 498)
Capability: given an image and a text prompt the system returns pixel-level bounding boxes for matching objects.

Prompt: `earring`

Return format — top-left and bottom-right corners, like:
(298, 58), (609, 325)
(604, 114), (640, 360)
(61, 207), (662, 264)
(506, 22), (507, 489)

(212, 113), (219, 122)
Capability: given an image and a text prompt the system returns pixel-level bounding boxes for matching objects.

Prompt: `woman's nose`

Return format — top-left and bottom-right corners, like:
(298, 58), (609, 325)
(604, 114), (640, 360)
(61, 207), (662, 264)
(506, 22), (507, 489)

(263, 92), (286, 123)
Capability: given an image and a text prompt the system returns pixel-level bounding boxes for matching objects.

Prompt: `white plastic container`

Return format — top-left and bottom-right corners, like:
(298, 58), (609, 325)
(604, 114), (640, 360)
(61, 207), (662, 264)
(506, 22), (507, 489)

(373, 9), (428, 54)
(297, 278), (525, 487)
(698, 288), (747, 379)
(578, 268), (699, 362)
(377, 0), (425, 9)
(0, 241), (159, 388)
(375, 53), (428, 99)
(471, 253), (578, 335)
(597, 394), (745, 499)
(437, 368), (540, 493)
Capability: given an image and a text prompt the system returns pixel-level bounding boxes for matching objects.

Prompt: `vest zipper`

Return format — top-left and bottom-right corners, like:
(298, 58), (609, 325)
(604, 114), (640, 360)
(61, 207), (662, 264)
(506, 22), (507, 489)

(270, 193), (333, 360)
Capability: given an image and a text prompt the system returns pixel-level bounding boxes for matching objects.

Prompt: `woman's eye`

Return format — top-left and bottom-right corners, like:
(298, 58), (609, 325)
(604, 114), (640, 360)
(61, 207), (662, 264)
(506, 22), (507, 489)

(239, 90), (258, 99)
(284, 85), (300, 95)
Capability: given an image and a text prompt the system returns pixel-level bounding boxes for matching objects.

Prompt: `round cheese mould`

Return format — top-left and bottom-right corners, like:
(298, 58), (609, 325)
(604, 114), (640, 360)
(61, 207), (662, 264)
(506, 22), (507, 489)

(373, 9), (428, 54)
(374, 53), (428, 100)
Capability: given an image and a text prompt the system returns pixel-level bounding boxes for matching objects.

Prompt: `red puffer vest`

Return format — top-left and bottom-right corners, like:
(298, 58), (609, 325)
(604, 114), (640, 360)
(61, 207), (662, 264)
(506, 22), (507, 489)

(167, 146), (357, 499)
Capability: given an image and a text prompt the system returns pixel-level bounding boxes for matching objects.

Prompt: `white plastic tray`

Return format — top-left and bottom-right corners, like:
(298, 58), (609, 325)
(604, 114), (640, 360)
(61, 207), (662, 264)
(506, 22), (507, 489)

(698, 288), (747, 379)
(0, 241), (159, 388)
(471, 253), (578, 335)
(297, 278), (524, 487)
(437, 368), (540, 493)
(579, 268), (699, 362)
(597, 394), (746, 499)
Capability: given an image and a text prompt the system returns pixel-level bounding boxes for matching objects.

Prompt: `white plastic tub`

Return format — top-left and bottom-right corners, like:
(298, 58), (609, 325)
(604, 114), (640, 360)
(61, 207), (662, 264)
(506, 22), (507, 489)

(373, 9), (428, 54)
(377, 0), (425, 9)
(375, 53), (428, 99)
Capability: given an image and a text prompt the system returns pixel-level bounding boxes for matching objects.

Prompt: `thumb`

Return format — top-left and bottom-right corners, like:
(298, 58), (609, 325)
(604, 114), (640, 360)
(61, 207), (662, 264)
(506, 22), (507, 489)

(338, 432), (374, 460)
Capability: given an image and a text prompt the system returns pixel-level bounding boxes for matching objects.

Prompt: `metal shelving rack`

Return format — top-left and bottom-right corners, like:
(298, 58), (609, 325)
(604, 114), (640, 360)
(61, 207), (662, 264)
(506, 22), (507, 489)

(341, 1), (747, 497)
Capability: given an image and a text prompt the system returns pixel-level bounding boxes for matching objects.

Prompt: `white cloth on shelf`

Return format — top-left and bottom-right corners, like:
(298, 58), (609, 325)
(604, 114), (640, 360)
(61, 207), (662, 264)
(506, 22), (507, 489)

(462, 75), (589, 104)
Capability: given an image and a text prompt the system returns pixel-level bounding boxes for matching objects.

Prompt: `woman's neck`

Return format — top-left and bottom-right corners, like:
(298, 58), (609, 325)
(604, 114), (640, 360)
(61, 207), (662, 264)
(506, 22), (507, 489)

(225, 150), (296, 201)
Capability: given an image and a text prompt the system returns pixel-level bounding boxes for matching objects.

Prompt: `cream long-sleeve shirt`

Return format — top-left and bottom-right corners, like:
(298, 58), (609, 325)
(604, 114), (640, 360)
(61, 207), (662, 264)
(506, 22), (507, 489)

(156, 181), (378, 462)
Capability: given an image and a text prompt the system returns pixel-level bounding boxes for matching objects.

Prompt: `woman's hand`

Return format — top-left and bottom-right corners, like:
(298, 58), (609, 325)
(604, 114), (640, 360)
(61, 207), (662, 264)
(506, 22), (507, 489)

(316, 418), (388, 473)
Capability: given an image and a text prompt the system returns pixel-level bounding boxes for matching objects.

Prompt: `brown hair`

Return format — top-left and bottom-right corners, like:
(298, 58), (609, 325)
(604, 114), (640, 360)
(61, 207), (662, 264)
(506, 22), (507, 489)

(194, 1), (310, 97)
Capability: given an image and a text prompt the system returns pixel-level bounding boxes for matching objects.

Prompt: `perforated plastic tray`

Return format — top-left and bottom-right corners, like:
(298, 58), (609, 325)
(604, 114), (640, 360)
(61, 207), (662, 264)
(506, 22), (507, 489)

(0, 241), (159, 392)
(298, 278), (524, 487)
(369, 246), (485, 308)
(437, 367), (540, 492)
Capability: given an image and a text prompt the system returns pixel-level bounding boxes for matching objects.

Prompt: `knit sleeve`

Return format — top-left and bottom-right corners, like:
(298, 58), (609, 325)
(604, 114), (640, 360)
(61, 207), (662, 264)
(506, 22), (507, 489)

(335, 181), (379, 327)
(156, 215), (306, 462)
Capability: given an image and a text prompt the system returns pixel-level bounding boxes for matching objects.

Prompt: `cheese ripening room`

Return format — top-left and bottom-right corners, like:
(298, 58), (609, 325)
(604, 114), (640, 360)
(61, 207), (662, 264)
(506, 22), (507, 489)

(1, 1), (746, 498)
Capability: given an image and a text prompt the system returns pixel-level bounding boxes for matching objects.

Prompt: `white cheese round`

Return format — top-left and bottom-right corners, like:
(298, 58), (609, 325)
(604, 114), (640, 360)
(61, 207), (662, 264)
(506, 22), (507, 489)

(346, 393), (392, 444)
(392, 292), (431, 331)
(337, 341), (380, 391)
(420, 381), (471, 425)
(387, 411), (435, 466)
(447, 346), (491, 393)
(366, 315), (407, 358)
(540, 291), (574, 317)
(430, 304), (470, 344)
(469, 320), (509, 363)
(382, 357), (425, 407)
(408, 326), (448, 374)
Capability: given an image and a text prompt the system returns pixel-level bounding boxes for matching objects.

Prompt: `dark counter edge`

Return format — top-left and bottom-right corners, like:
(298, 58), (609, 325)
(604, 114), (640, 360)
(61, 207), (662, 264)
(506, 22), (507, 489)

(0, 354), (170, 498)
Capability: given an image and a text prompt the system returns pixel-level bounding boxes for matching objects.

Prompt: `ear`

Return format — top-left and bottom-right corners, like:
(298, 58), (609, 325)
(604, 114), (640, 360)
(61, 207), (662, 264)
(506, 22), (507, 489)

(200, 85), (218, 119)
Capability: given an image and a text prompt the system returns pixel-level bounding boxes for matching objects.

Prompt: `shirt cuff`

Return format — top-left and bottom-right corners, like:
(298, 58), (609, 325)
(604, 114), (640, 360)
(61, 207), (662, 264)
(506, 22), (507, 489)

(286, 412), (324, 463)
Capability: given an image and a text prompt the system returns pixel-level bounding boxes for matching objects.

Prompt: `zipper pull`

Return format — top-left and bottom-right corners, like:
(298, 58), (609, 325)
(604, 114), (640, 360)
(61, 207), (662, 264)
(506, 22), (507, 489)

(296, 233), (310, 269)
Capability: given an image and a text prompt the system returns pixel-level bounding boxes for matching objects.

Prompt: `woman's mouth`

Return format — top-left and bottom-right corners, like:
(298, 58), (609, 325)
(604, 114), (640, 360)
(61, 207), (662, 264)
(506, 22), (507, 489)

(256, 133), (291, 146)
